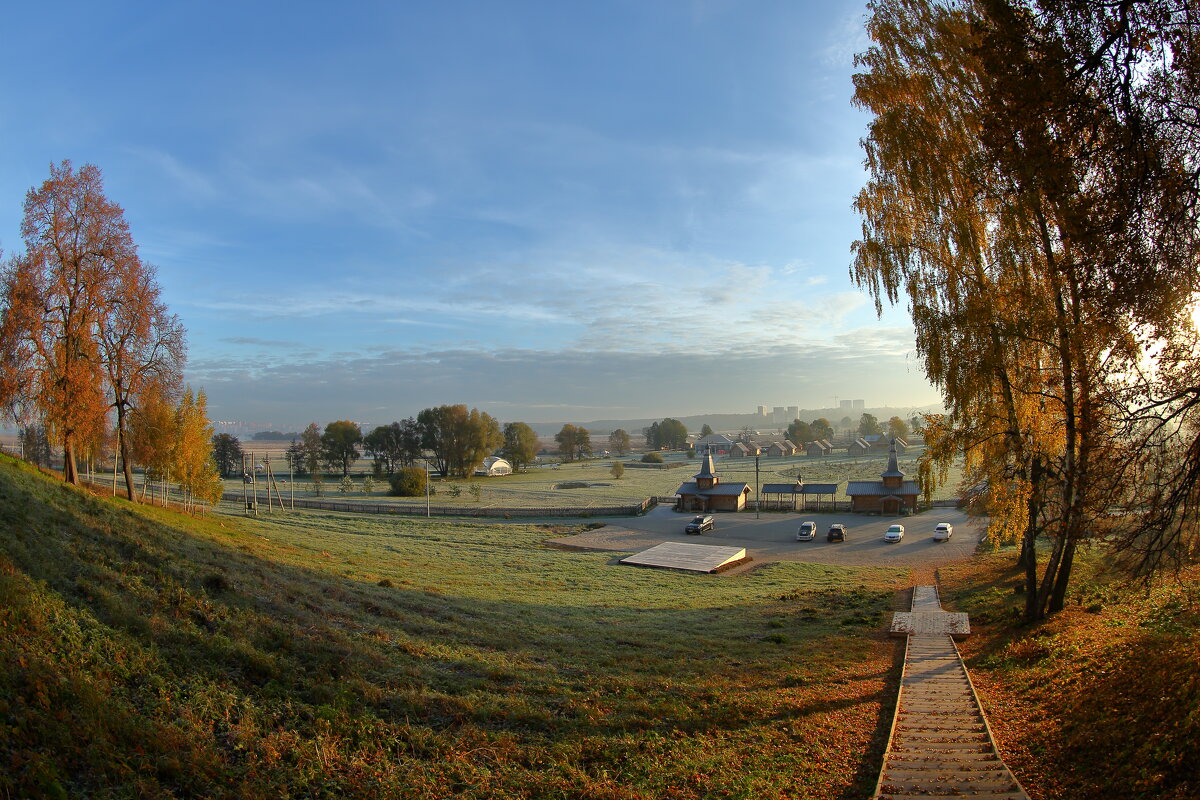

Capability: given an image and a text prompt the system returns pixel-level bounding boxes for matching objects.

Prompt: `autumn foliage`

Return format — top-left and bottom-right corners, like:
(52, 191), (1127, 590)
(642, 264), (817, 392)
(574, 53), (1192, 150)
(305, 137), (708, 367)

(1, 160), (198, 502)
(852, 1), (1200, 618)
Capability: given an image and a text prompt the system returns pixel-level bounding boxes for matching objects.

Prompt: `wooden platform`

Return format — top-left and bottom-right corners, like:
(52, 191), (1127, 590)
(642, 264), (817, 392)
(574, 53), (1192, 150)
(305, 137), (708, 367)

(619, 542), (748, 573)
(889, 611), (971, 638)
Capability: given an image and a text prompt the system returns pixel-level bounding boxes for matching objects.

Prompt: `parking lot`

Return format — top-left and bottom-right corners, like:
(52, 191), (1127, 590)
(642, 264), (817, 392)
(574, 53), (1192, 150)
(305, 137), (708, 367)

(548, 505), (981, 569)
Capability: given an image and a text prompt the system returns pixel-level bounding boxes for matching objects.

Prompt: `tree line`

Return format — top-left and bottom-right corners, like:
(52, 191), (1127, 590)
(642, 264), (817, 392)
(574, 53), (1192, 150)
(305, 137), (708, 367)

(214, 414), (696, 482)
(0, 161), (219, 506)
(216, 406), (538, 482)
(854, 0), (1200, 620)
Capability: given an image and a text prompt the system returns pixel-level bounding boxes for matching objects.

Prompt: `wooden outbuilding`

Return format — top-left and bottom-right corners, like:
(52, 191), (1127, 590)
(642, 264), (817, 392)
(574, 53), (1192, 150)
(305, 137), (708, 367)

(727, 442), (752, 459)
(846, 438), (920, 513)
(805, 439), (833, 457)
(675, 453), (753, 512)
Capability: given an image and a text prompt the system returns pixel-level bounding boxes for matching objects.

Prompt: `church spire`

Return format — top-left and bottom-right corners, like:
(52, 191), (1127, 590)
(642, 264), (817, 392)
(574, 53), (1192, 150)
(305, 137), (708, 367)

(694, 451), (719, 489)
(881, 436), (904, 484)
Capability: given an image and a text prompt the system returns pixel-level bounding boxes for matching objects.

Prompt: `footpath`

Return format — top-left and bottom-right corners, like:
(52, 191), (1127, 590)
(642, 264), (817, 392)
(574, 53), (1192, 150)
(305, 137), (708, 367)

(873, 585), (1031, 799)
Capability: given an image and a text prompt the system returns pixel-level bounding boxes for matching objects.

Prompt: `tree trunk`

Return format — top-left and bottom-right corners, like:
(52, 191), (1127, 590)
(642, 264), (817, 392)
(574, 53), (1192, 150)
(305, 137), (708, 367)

(116, 409), (136, 502)
(63, 438), (80, 484)
(1049, 537), (1077, 612)
(1023, 457), (1044, 622)
(1035, 532), (1066, 621)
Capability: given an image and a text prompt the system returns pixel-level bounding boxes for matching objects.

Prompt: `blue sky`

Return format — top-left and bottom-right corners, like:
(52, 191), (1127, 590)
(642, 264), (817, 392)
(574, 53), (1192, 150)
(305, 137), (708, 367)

(1, 1), (937, 429)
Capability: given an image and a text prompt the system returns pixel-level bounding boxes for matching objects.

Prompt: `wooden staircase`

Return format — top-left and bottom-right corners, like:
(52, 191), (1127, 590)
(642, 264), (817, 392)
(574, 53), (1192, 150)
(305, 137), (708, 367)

(873, 586), (1030, 799)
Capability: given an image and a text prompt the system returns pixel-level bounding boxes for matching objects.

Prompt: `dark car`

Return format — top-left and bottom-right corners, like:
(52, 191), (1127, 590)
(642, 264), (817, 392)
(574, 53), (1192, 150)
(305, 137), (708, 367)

(827, 523), (847, 542)
(685, 514), (715, 534)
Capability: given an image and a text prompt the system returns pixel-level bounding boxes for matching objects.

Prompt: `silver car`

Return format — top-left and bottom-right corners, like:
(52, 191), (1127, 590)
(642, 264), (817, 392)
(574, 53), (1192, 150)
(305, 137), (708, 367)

(796, 520), (817, 541)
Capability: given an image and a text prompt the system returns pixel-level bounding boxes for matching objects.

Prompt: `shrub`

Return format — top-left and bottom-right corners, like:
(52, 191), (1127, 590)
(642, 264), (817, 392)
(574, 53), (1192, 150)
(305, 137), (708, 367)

(338, 475), (354, 494)
(388, 466), (427, 497)
(362, 476), (375, 496)
(641, 452), (664, 463)
(610, 461), (625, 479)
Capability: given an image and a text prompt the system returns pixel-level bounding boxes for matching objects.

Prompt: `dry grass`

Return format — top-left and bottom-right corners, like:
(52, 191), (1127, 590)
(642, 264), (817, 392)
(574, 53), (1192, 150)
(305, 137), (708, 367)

(939, 547), (1200, 800)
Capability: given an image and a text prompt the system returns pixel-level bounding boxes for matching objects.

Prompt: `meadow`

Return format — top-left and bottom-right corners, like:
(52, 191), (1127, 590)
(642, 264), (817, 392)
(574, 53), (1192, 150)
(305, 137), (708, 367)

(225, 447), (962, 511)
(0, 453), (908, 798)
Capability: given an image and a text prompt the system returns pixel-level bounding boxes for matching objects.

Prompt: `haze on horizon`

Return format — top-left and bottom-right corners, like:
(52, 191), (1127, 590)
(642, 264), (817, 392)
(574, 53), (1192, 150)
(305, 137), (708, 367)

(0, 1), (939, 427)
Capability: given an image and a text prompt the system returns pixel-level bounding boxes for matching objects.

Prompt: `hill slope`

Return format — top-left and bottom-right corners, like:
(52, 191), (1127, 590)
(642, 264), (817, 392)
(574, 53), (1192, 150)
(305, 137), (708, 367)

(0, 454), (904, 799)
(939, 550), (1200, 799)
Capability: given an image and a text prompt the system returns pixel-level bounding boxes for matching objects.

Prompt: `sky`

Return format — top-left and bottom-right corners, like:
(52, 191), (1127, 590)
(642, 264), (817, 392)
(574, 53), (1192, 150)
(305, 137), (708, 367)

(0, 0), (939, 430)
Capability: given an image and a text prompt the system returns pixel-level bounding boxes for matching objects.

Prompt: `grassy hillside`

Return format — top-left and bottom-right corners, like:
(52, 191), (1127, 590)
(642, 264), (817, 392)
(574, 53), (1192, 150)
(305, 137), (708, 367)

(939, 548), (1200, 799)
(0, 454), (907, 799)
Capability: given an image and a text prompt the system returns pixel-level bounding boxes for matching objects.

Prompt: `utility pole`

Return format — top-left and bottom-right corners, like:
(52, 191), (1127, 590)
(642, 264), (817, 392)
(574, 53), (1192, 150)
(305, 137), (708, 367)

(755, 454), (760, 519)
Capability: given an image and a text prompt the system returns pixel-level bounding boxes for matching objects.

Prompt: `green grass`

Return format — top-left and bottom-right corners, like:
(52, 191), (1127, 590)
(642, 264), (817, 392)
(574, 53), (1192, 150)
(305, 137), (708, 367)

(223, 448), (960, 510)
(0, 454), (908, 798)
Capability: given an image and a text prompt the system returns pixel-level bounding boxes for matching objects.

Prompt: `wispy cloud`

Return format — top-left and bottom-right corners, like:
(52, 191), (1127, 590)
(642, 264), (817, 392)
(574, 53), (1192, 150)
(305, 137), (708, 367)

(821, 4), (871, 68)
(219, 337), (305, 348)
(128, 147), (218, 200)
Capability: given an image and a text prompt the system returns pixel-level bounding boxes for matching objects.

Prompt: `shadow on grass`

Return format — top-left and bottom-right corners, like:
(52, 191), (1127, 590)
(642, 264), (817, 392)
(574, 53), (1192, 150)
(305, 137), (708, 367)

(0, 453), (904, 799)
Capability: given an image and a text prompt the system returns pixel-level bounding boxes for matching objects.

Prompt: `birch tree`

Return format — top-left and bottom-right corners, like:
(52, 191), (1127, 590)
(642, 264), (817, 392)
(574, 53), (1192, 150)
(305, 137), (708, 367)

(173, 388), (222, 509)
(853, 0), (1157, 619)
(100, 261), (186, 500)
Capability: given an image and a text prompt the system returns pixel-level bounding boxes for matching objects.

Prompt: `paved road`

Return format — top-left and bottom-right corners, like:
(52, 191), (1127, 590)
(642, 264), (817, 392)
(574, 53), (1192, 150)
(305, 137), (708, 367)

(549, 506), (981, 569)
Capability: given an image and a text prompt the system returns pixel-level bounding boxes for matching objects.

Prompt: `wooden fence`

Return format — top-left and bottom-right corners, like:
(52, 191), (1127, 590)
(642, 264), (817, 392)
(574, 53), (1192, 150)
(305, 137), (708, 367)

(223, 492), (658, 518)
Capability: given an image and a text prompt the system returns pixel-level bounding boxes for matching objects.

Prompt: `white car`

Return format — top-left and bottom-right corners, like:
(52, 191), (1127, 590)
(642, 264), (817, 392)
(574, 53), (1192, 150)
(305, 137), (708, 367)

(933, 522), (954, 541)
(796, 521), (817, 541)
(883, 524), (905, 543)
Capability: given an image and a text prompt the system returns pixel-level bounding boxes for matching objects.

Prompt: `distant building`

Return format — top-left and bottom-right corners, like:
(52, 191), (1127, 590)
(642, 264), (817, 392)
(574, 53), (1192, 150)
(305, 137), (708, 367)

(853, 399), (865, 409)
(786, 405), (798, 420)
(675, 452), (752, 512)
(840, 399), (853, 411)
(766, 441), (798, 457)
(866, 435), (907, 454)
(756, 405), (768, 416)
(806, 440), (833, 457)
(846, 439), (920, 514)
(848, 438), (871, 457)
(772, 406), (786, 422)
(727, 442), (752, 458)
(696, 433), (735, 457)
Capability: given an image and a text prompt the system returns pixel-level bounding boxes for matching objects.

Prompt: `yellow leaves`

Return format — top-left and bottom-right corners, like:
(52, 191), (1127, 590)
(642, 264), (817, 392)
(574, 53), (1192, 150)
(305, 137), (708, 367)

(174, 388), (222, 508)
